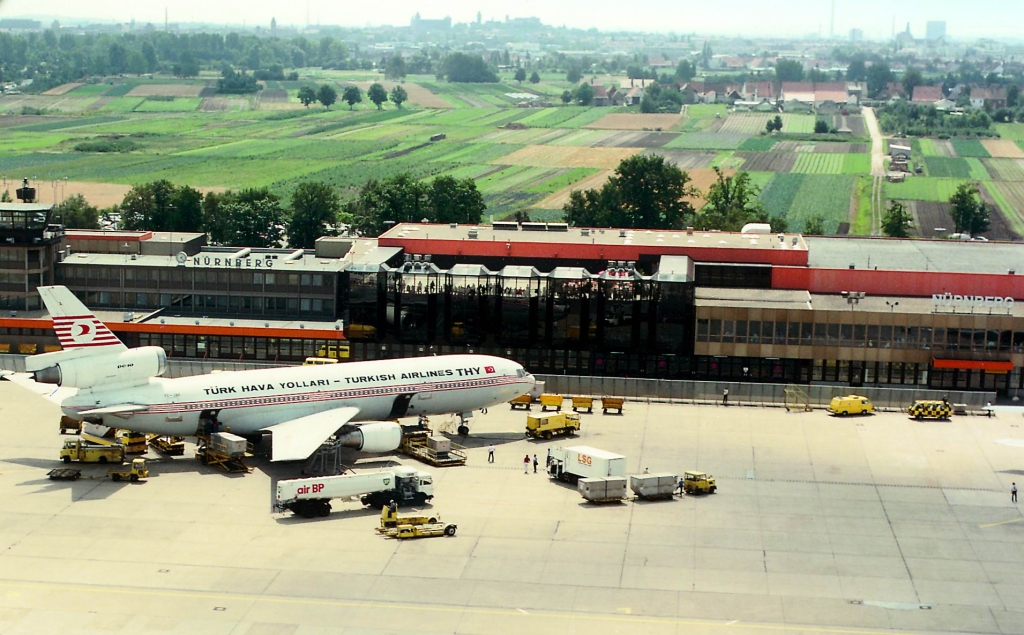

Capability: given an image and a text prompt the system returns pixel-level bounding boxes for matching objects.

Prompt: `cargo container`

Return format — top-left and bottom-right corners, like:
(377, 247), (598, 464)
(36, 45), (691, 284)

(548, 445), (626, 484)
(209, 432), (247, 457)
(274, 466), (434, 518)
(578, 476), (628, 503)
(629, 473), (678, 500)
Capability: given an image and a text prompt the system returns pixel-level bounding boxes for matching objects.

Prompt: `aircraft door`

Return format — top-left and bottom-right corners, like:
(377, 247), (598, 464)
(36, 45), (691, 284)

(387, 394), (415, 420)
(198, 409), (222, 435)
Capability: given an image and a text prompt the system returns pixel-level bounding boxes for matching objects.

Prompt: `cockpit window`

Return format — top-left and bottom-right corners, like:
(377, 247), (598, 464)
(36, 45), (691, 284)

(516, 369), (526, 378)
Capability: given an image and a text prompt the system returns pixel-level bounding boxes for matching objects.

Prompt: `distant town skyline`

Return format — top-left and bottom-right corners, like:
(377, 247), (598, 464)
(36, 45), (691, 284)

(0, 0), (1021, 40)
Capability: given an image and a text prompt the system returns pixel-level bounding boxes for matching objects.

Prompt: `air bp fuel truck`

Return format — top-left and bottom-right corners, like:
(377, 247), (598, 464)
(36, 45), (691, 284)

(275, 466), (434, 519)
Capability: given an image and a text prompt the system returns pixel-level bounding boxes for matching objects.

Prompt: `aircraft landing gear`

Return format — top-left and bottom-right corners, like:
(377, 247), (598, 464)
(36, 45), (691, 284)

(456, 411), (473, 436)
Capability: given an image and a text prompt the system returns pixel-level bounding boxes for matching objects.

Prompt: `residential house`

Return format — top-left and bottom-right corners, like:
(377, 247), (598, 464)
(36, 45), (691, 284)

(934, 98), (956, 112)
(592, 85), (611, 107)
(677, 84), (699, 104)
(876, 82), (906, 101)
(624, 86), (644, 106)
(970, 86), (1007, 110)
(742, 81), (776, 102)
(910, 85), (944, 104)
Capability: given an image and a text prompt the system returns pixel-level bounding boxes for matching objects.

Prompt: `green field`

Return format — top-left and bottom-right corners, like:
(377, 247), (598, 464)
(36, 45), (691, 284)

(792, 154), (845, 174)
(134, 98), (203, 113)
(787, 175), (856, 233)
(950, 139), (990, 158)
(737, 137), (777, 152)
(884, 178), (969, 202)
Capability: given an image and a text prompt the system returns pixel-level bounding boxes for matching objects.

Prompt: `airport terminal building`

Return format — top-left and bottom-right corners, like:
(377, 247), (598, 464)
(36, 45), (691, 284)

(2, 209), (1023, 396)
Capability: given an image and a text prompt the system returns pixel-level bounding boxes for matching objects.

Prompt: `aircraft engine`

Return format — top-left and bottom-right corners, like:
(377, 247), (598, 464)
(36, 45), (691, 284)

(336, 421), (402, 453)
(31, 346), (167, 389)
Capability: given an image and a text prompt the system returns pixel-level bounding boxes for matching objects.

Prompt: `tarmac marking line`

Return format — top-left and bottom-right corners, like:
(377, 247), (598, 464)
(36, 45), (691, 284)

(0, 579), (932, 635)
(978, 517), (1024, 528)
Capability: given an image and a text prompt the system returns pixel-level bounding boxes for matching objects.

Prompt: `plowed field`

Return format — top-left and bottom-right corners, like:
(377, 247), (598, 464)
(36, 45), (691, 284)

(496, 145), (641, 168)
(349, 81), (451, 109)
(981, 139), (1024, 159)
(41, 83), (83, 96)
(126, 84), (204, 97)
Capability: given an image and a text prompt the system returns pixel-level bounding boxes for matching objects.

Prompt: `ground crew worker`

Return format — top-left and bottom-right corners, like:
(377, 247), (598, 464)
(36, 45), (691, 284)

(523, 454), (530, 473)
(722, 388), (729, 405)
(677, 476), (685, 496)
(532, 454), (538, 473)
(1013, 482), (1018, 503)
(546, 448), (552, 466)
(488, 445), (495, 463)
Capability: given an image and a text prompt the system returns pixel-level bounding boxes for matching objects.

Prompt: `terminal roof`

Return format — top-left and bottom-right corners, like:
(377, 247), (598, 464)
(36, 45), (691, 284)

(61, 251), (347, 273)
(807, 237), (1024, 274)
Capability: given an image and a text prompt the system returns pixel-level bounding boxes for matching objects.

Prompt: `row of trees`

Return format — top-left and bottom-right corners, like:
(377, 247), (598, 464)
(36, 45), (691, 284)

(878, 101), (993, 136)
(345, 174), (485, 236)
(297, 83), (409, 110)
(0, 30), (363, 92)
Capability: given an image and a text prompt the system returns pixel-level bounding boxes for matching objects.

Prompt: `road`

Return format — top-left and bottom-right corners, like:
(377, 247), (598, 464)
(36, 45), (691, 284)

(862, 107), (887, 234)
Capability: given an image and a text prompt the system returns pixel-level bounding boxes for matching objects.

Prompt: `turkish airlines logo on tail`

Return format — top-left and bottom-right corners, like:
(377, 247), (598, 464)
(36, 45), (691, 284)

(53, 315), (121, 348)
(485, 366), (495, 374)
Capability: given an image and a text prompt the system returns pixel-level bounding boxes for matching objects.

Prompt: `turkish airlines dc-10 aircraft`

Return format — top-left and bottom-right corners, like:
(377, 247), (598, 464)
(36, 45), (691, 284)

(5, 286), (535, 461)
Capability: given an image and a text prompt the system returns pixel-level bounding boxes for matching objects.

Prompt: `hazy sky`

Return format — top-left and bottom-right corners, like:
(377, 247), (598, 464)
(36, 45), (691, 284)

(0, 0), (1021, 40)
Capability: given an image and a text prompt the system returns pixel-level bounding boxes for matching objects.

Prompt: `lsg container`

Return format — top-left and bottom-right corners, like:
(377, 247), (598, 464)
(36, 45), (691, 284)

(578, 476), (628, 503)
(210, 432), (247, 456)
(629, 473), (678, 500)
(548, 445), (626, 484)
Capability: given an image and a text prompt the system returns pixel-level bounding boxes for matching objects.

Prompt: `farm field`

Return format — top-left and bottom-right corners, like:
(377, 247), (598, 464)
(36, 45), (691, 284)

(7, 73), (1024, 235)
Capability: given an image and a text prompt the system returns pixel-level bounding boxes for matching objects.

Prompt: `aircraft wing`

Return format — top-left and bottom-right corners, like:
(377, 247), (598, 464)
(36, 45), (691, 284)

(262, 407), (361, 462)
(78, 404), (150, 418)
(0, 371), (78, 403)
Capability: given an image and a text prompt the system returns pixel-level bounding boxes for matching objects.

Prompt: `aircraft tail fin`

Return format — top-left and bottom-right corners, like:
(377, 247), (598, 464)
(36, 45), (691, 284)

(39, 286), (126, 351)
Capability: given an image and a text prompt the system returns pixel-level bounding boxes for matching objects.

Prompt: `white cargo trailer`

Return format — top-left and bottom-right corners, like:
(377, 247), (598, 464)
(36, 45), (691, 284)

(578, 476), (628, 503)
(548, 445), (626, 484)
(210, 432), (247, 457)
(629, 473), (678, 500)
(275, 466), (434, 518)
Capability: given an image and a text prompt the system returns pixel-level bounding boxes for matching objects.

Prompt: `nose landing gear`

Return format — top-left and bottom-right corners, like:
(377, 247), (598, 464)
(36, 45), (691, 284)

(456, 411), (472, 436)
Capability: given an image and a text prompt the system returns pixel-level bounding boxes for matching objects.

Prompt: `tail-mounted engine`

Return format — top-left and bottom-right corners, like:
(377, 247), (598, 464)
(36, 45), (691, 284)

(31, 346), (167, 389)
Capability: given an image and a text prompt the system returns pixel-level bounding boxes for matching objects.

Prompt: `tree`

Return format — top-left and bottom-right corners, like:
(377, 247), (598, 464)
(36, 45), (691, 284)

(175, 51), (200, 78)
(514, 67), (526, 83)
(389, 85), (408, 108)
(202, 191), (232, 244)
(881, 201), (913, 238)
(846, 55), (866, 82)
(866, 62), (893, 98)
(55, 194), (100, 229)
(141, 41), (158, 73)
(341, 85), (361, 110)
(566, 64), (582, 84)
(993, 108), (1014, 123)
(440, 52), (498, 82)
(349, 174), (428, 236)
(384, 54), (407, 81)
(560, 89), (573, 105)
(367, 82), (388, 109)
(696, 169), (770, 232)
(902, 68), (924, 100)
(170, 185), (204, 233)
(298, 85), (317, 107)
(948, 183), (990, 236)
(319, 84), (339, 109)
(563, 154), (697, 229)
(675, 59), (696, 82)
(1008, 84), (1020, 108)
(813, 119), (829, 134)
(119, 180), (177, 230)
(766, 115), (783, 133)
(775, 59), (804, 82)
(288, 181), (340, 248)
(226, 198), (285, 248)
(575, 83), (594, 106)
(529, 71), (540, 84)
(803, 214), (825, 235)
(427, 176), (486, 225)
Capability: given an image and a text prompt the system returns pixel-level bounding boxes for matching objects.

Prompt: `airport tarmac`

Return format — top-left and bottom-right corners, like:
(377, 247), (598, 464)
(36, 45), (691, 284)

(1, 382), (1023, 635)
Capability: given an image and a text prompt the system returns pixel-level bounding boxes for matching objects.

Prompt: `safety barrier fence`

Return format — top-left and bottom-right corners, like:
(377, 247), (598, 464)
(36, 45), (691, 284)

(533, 374), (996, 412)
(0, 355), (995, 412)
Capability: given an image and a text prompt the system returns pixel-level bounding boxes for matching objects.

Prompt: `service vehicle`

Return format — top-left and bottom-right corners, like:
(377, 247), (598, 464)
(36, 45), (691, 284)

(509, 394), (533, 410)
(108, 458), (149, 482)
(303, 357), (339, 366)
(377, 504), (440, 530)
(601, 397), (624, 414)
(525, 412), (580, 440)
(275, 466), (434, 518)
(60, 439), (125, 464)
(47, 468), (82, 481)
(539, 394), (564, 411)
(314, 343), (350, 360)
(59, 416), (81, 435)
(908, 399), (951, 420)
(682, 471), (717, 494)
(828, 395), (874, 416)
(547, 445), (626, 484)
(630, 473), (679, 500)
(118, 429), (148, 453)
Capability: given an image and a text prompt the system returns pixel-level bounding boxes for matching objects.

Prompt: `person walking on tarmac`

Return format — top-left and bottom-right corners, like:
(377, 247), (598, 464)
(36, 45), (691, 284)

(677, 476), (686, 496)
(722, 388), (729, 406)
(533, 454), (539, 473)
(524, 454), (530, 473)
(1013, 482), (1018, 503)
(487, 445), (495, 463)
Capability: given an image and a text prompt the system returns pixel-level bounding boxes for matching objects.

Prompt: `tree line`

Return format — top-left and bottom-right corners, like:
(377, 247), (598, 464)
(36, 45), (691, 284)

(48, 174), (486, 247)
